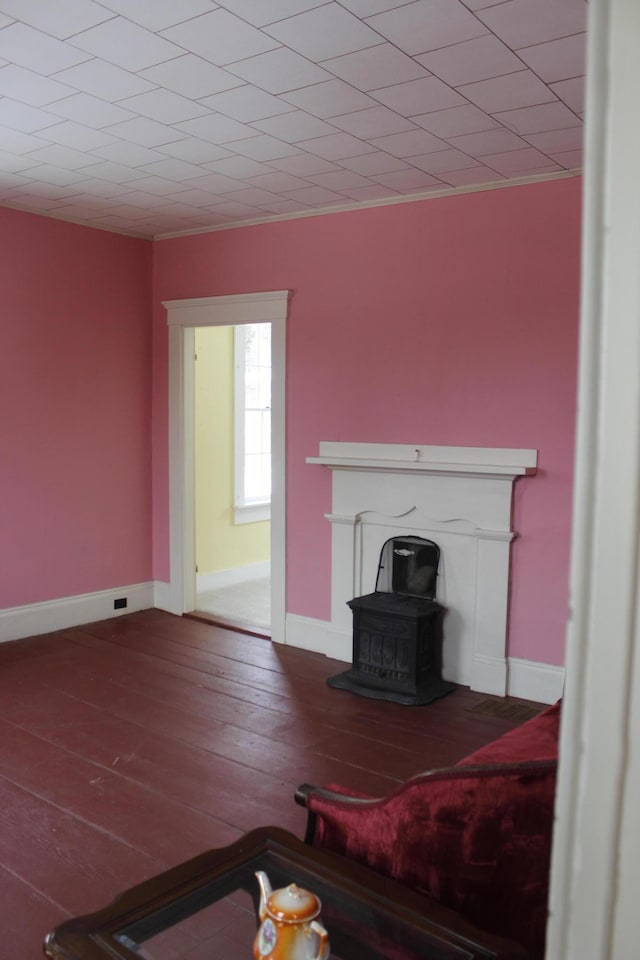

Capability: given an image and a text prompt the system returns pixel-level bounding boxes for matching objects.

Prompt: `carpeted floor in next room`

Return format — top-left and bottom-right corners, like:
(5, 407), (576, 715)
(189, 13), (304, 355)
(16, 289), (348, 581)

(196, 577), (270, 631)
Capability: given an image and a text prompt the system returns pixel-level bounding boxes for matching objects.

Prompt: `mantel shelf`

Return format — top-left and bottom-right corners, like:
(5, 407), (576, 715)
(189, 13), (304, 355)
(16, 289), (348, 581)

(306, 442), (537, 481)
(306, 456), (535, 480)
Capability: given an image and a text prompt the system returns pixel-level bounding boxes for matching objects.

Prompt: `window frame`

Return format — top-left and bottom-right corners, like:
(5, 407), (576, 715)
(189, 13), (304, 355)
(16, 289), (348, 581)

(233, 322), (271, 525)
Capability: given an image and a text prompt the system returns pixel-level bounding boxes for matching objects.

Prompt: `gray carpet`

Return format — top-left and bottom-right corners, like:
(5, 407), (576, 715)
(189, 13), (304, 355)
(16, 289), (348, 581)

(196, 577), (270, 630)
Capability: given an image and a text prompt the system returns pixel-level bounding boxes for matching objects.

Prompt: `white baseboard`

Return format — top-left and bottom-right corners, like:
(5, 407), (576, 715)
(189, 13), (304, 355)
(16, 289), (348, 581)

(284, 613), (565, 704)
(153, 580), (177, 615)
(470, 654), (508, 697)
(0, 582), (155, 644)
(197, 560), (270, 593)
(285, 613), (351, 662)
(507, 656), (565, 704)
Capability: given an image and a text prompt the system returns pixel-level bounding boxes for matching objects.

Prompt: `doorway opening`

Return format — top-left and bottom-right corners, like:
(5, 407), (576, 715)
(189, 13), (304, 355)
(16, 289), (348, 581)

(163, 291), (289, 646)
(192, 322), (272, 636)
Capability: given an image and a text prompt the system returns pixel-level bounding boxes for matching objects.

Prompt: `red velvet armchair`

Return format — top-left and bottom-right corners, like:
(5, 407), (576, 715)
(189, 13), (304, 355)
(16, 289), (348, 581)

(296, 702), (560, 959)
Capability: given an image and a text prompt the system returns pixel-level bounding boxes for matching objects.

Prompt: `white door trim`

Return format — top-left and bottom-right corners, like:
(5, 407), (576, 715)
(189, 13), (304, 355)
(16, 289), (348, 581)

(162, 291), (290, 645)
(546, 0), (640, 956)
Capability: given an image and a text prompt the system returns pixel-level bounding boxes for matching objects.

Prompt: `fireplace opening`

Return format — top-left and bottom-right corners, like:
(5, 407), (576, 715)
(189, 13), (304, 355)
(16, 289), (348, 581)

(327, 536), (455, 706)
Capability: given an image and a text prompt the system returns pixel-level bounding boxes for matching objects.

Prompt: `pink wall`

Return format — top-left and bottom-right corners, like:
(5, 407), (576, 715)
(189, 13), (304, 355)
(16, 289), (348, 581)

(153, 177), (581, 666)
(0, 207), (153, 608)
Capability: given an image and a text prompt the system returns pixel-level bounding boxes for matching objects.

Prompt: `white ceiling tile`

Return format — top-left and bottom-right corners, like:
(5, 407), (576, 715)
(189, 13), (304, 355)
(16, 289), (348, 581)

(227, 47), (331, 93)
(64, 177), (137, 196)
(0, 128), (53, 153)
(156, 186), (220, 206)
(76, 160), (147, 182)
(185, 171), (245, 193)
(95, 0), (215, 31)
(296, 132), (376, 160)
(306, 169), (372, 189)
(524, 126), (583, 153)
(263, 4), (383, 61)
(119, 175), (192, 195)
(280, 79), (377, 118)
(339, 0), (413, 14)
(438, 164), (506, 186)
(496, 101), (582, 135)
(252, 111), (337, 142)
(37, 119), (121, 151)
(417, 35), (523, 86)
(222, 135), (303, 161)
(372, 168), (443, 191)
(201, 85), (294, 122)
(203, 156), (270, 178)
(104, 117), (187, 148)
(176, 113), (257, 144)
(4, 192), (63, 211)
(0, 99), (60, 133)
(0, 0), (112, 39)
(330, 107), (415, 139)
(44, 92), (134, 127)
(21, 143), (100, 169)
(119, 90), (210, 125)
(243, 170), (310, 192)
(121, 189), (186, 208)
(68, 18), (185, 72)
(338, 151), (408, 174)
(140, 56), (244, 100)
(0, 147), (43, 173)
(411, 104), (501, 137)
(476, 0), (587, 49)
(409, 149), (481, 173)
(369, 128), (447, 157)
(549, 77), (584, 114)
(206, 200), (263, 216)
(481, 145), (559, 175)
(54, 59), (156, 101)
(0, 171), (31, 193)
(216, 1), (326, 27)
(13, 163), (88, 185)
(283, 185), (347, 205)
(459, 70), (557, 113)
(548, 148), (582, 168)
(90, 142), (168, 166)
(253, 198), (308, 214)
(155, 139), (232, 164)
(0, 23), (90, 74)
(517, 34), (586, 83)
(140, 157), (211, 181)
(221, 186), (281, 205)
(366, 0), (488, 56)
(162, 9), (279, 67)
(268, 154), (341, 175)
(322, 44), (427, 92)
(0, 65), (75, 107)
(448, 127), (526, 155)
(338, 183), (400, 201)
(372, 76), (466, 116)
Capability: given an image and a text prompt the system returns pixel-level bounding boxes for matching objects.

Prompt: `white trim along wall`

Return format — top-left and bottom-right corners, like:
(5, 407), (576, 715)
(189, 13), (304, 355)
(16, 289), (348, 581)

(546, 0), (640, 956)
(159, 291), (290, 645)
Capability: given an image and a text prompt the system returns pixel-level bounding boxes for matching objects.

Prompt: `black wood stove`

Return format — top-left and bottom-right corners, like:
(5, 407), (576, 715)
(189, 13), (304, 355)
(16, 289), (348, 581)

(327, 536), (455, 706)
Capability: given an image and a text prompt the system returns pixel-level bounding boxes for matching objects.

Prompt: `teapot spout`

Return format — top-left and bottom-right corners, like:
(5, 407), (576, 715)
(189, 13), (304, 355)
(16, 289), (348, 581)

(255, 870), (272, 922)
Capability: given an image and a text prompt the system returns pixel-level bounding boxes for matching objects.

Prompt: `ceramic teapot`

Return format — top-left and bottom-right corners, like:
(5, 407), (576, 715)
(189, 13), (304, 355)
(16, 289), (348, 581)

(253, 871), (330, 960)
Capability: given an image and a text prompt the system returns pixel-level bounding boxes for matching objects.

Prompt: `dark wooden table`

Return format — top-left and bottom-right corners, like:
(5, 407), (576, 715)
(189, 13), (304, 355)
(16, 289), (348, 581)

(43, 826), (526, 960)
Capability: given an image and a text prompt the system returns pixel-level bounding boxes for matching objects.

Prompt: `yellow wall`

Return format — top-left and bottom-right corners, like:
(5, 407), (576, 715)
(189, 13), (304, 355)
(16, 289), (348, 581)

(195, 326), (270, 574)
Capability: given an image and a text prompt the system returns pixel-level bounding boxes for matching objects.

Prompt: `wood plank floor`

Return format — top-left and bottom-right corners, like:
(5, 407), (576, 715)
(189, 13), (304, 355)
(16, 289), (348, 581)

(0, 609), (544, 959)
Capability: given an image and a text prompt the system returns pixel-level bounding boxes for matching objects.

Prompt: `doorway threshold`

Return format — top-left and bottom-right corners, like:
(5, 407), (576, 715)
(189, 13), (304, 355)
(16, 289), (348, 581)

(184, 610), (271, 641)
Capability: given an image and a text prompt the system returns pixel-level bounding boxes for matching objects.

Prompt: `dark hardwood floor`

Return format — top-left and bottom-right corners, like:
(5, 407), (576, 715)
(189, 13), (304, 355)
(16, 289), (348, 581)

(0, 609), (543, 959)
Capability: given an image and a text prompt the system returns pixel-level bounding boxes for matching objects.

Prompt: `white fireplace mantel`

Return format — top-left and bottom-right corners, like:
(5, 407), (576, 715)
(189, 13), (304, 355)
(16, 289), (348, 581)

(306, 441), (538, 697)
(307, 441), (537, 481)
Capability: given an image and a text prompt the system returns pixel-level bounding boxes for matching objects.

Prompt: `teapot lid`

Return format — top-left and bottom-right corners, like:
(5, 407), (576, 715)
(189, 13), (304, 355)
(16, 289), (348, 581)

(266, 883), (321, 921)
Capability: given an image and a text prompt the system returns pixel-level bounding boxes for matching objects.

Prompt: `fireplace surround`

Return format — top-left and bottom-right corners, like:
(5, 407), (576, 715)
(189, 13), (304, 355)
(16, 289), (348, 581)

(307, 442), (537, 696)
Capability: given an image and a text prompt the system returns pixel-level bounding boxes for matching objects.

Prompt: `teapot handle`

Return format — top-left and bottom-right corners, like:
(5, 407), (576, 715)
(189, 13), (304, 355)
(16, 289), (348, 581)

(309, 920), (330, 960)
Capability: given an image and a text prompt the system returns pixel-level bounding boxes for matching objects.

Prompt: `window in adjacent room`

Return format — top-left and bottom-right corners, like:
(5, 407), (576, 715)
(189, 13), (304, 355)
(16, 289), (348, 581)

(234, 322), (271, 524)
